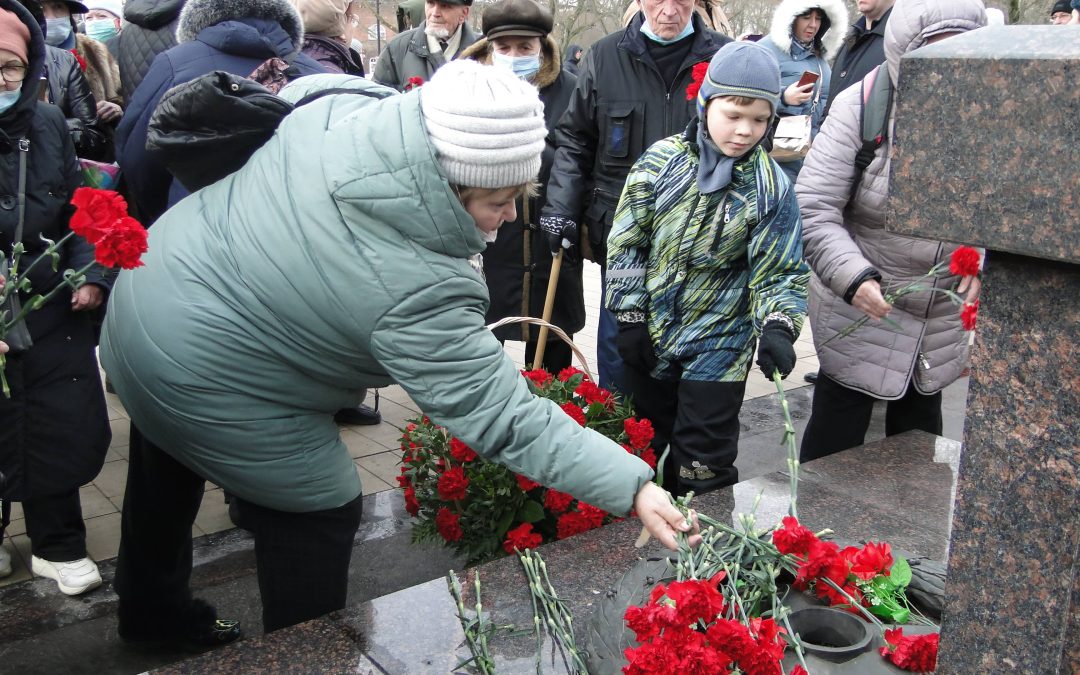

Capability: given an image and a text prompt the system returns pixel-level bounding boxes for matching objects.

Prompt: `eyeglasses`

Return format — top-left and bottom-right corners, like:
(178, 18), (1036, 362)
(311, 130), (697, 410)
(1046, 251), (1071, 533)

(1, 63), (28, 83)
(347, 14), (361, 27)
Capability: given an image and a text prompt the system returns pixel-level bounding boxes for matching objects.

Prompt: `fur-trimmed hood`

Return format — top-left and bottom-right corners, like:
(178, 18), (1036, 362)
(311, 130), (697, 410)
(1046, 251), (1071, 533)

(177, 0), (304, 47)
(767, 0), (848, 57)
(458, 35), (562, 90)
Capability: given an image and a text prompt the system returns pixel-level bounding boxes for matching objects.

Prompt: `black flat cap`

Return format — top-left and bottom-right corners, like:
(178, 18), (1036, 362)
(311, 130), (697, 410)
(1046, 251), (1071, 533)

(482, 0), (553, 39)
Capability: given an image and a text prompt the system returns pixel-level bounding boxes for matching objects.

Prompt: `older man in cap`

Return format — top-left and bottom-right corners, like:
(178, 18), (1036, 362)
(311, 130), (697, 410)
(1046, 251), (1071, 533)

(372, 0), (478, 90)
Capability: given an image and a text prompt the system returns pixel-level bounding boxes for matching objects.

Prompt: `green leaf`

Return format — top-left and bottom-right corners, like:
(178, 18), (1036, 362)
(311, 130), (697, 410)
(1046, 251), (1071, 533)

(495, 510), (515, 536)
(890, 557), (912, 589)
(516, 500), (545, 523)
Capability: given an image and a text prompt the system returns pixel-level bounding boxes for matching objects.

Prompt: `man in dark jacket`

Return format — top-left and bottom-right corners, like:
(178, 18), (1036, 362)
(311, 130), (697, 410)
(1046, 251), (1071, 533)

(539, 1), (729, 392)
(372, 0), (479, 90)
(822, 0), (893, 117)
(115, 0), (324, 226)
(115, 0), (184, 105)
(562, 43), (581, 75)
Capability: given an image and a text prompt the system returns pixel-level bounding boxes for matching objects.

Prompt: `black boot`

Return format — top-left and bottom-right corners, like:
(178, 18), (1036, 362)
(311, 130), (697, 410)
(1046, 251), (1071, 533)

(333, 403), (381, 426)
(119, 598), (242, 648)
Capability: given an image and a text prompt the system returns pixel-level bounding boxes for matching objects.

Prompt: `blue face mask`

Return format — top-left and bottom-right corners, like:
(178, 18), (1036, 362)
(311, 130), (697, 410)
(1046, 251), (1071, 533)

(45, 17), (73, 46)
(0, 85), (21, 116)
(85, 18), (119, 43)
(640, 17), (695, 45)
(492, 51), (541, 80)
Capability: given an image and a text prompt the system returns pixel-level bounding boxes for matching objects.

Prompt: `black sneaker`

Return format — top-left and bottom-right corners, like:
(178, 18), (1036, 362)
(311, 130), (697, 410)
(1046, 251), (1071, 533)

(804, 371), (819, 384)
(334, 404), (381, 426)
(119, 598), (242, 649)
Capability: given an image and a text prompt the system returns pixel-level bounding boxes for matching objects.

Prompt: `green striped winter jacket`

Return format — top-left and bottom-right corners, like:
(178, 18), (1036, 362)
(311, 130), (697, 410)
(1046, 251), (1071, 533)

(606, 126), (809, 381)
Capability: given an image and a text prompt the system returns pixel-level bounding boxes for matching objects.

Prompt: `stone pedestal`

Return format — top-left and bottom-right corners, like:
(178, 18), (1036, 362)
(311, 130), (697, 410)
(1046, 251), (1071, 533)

(887, 26), (1079, 674)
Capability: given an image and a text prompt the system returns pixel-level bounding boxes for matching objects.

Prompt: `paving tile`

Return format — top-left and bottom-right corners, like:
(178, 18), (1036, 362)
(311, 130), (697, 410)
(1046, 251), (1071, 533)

(194, 488), (234, 536)
(85, 512), (123, 562)
(342, 428), (392, 459)
(79, 484), (118, 520)
(376, 399), (420, 428)
(6, 500), (22, 521)
(105, 444), (129, 461)
(5, 517), (25, 537)
(7, 533), (33, 581)
(94, 459), (129, 500)
(357, 451), (403, 487)
(108, 417), (130, 446)
(355, 462), (393, 494)
(353, 421), (409, 450)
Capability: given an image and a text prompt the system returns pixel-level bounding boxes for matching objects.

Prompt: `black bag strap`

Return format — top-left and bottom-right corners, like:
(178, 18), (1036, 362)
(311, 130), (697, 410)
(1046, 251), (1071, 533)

(14, 138), (28, 248)
(851, 64), (893, 200)
(291, 86), (392, 109)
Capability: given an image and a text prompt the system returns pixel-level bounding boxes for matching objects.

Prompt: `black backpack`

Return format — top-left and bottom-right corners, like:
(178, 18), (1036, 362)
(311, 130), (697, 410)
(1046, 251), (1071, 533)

(146, 71), (393, 192)
(850, 63), (894, 198)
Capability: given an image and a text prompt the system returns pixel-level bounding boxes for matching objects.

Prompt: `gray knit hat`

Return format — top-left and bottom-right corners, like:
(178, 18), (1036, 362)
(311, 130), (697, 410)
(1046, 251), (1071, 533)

(696, 41), (782, 119)
(420, 60), (548, 189)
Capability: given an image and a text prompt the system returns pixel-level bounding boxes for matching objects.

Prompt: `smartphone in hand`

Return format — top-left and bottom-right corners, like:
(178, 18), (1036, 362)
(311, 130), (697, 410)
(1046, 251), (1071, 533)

(796, 71), (820, 88)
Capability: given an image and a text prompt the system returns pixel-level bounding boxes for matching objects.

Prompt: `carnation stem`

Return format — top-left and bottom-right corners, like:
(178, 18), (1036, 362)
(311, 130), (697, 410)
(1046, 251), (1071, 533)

(772, 371), (799, 519)
(821, 577), (885, 631)
(0, 353), (8, 399)
(447, 571), (496, 674)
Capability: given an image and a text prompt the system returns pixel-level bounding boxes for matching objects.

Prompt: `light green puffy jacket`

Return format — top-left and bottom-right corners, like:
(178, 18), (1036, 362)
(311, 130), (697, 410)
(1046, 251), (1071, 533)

(100, 86), (652, 514)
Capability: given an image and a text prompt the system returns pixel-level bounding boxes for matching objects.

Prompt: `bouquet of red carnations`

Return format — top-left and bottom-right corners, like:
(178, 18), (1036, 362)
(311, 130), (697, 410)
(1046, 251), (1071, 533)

(398, 366), (657, 564)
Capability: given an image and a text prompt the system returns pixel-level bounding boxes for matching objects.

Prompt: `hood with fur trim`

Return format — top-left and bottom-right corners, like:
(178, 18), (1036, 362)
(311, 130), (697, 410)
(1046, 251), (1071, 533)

(177, 0), (304, 47)
(458, 35), (562, 90)
(883, 0), (986, 84)
(767, 0), (848, 57)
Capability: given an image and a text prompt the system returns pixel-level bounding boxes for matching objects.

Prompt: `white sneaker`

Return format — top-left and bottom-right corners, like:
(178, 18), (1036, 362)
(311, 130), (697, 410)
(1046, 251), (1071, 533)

(31, 555), (102, 596)
(0, 546), (11, 578)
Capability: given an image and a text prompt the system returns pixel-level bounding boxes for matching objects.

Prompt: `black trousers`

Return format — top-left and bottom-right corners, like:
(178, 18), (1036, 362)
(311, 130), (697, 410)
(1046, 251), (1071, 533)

(19, 489), (87, 561)
(524, 338), (573, 373)
(623, 364), (746, 497)
(115, 423), (364, 635)
(800, 372), (943, 463)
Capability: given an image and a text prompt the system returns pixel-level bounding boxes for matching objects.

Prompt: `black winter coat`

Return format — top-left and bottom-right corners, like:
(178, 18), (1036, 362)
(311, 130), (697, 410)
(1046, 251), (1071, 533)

(542, 14), (729, 262)
(0, 0), (111, 501)
(461, 38), (585, 342)
(44, 46), (110, 160)
(116, 0), (185, 105)
(823, 8), (892, 118)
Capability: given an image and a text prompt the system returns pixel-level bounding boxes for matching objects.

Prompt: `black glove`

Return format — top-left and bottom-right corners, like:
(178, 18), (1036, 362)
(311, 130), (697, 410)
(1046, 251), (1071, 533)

(617, 321), (658, 374)
(756, 323), (796, 380)
(539, 215), (578, 256)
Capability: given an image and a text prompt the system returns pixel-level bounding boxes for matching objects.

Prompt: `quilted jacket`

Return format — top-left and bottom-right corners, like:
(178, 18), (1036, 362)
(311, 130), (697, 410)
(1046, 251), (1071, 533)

(100, 85), (653, 514)
(795, 0), (987, 399)
(116, 0), (185, 104)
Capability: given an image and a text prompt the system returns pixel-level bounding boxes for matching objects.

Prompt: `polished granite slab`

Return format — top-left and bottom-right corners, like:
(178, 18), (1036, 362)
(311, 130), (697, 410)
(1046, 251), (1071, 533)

(158, 431), (960, 673)
(887, 26), (1080, 263)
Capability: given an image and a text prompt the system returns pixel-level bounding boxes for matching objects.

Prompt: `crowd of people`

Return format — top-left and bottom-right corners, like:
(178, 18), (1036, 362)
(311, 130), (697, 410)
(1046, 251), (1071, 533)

(0, 0), (1072, 652)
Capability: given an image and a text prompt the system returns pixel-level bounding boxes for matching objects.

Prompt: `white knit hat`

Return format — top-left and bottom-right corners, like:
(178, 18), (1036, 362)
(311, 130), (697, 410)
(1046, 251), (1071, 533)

(420, 60), (547, 189)
(84, 0), (123, 18)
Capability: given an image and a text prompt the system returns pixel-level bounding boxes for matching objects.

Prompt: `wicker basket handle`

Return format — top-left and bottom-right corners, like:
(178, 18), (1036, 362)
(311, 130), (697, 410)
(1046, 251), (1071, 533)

(486, 316), (594, 382)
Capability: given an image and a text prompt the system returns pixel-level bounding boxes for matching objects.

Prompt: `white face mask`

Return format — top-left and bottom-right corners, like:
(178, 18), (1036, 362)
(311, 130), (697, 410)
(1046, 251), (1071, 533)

(478, 226), (498, 243)
(45, 17), (73, 46)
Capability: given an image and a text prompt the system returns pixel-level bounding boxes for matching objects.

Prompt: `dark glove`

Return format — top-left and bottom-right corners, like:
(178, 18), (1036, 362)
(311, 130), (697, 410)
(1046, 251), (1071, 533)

(539, 215), (578, 256)
(616, 320), (658, 374)
(756, 323), (796, 380)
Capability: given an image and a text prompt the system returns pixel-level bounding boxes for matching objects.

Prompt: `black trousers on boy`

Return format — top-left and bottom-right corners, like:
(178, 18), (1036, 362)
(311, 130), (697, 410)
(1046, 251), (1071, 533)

(799, 372), (943, 463)
(623, 364), (746, 497)
(21, 489), (87, 561)
(115, 423), (364, 636)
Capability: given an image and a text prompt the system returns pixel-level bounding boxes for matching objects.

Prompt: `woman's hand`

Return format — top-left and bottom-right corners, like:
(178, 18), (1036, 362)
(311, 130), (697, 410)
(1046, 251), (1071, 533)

(0, 340), (8, 355)
(783, 81), (814, 106)
(852, 279), (892, 320)
(71, 284), (104, 311)
(957, 274), (981, 305)
(633, 481), (701, 550)
(96, 100), (123, 123)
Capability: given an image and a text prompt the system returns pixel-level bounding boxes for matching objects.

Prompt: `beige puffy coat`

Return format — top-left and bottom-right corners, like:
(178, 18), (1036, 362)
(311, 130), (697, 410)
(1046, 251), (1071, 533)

(795, 0), (987, 399)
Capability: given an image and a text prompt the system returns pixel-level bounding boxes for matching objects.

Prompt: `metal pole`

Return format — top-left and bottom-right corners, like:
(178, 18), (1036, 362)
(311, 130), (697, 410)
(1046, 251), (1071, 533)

(376, 0), (382, 54)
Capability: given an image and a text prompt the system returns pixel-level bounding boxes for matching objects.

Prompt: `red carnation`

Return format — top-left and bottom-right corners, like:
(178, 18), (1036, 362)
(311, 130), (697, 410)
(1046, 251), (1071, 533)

(623, 417), (655, 449)
(93, 216), (149, 269)
(949, 245), (980, 277)
(771, 516), (819, 556)
(575, 379), (613, 406)
(522, 368), (553, 388)
(544, 489), (574, 513)
(70, 49), (87, 71)
(403, 485), (420, 516)
(404, 76), (424, 91)
(961, 300), (979, 331)
(557, 366), (584, 382)
(560, 401), (586, 426)
(435, 507), (463, 541)
(556, 510), (594, 539)
(70, 188), (130, 243)
(851, 541), (893, 580)
(640, 448), (658, 469)
(395, 467), (411, 488)
(665, 578), (726, 625)
(880, 629), (939, 672)
(449, 437), (478, 463)
(516, 473), (541, 492)
(685, 61), (710, 101)
(577, 502), (607, 528)
(502, 522), (543, 554)
(437, 465), (469, 501)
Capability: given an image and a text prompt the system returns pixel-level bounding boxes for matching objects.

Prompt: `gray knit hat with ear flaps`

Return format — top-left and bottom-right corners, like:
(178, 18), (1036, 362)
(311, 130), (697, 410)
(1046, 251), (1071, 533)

(420, 60), (548, 189)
